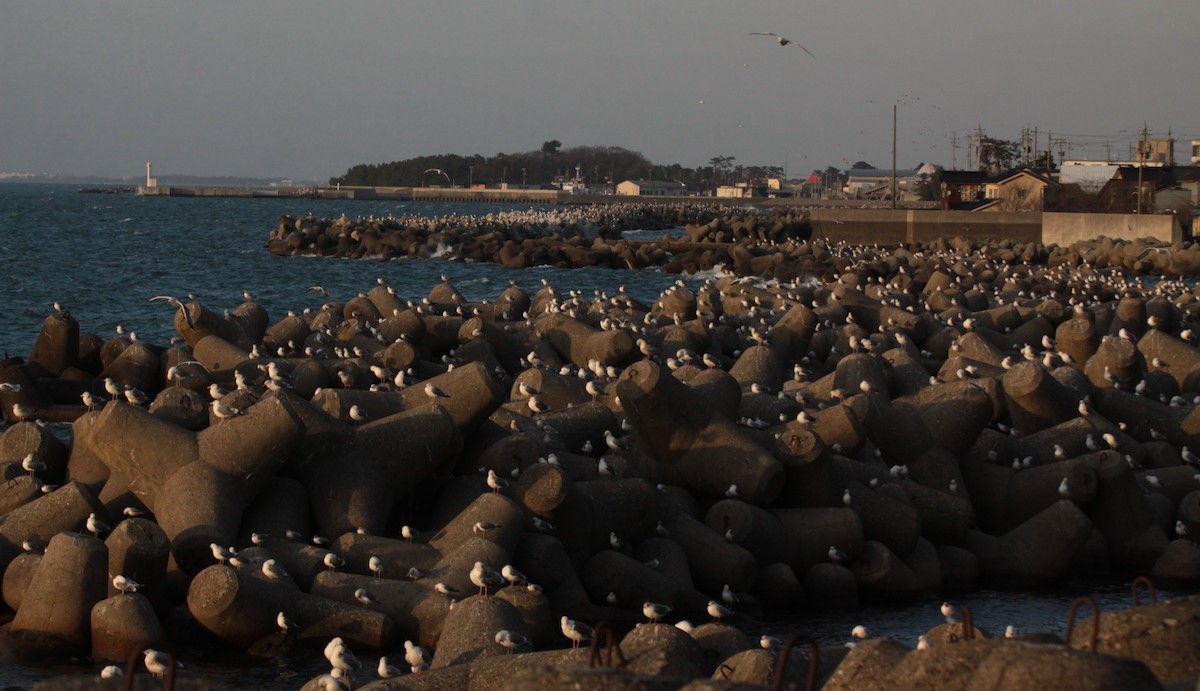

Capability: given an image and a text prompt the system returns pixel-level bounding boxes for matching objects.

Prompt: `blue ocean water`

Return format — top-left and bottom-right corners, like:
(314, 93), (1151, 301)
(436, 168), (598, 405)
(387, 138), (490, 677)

(0, 183), (696, 357)
(0, 183), (1194, 688)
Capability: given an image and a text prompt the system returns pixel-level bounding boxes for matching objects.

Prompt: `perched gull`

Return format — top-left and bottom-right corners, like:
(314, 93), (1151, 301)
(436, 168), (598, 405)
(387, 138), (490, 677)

(470, 561), (504, 597)
(143, 649), (170, 678)
(403, 640), (430, 674)
(113, 575), (141, 593)
(369, 556), (384, 578)
(707, 600), (734, 622)
(377, 656), (402, 678)
(643, 601), (671, 623)
(486, 469), (508, 494)
(323, 552), (345, 571)
(86, 512), (109, 538)
(495, 629), (529, 654)
(354, 588), (378, 606)
(560, 615), (593, 648)
(262, 559), (289, 581)
(424, 383), (449, 398)
(277, 611), (295, 632)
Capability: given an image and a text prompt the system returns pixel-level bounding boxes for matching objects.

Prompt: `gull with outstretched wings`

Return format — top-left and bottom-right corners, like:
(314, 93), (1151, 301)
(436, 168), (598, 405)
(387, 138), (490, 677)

(749, 32), (815, 57)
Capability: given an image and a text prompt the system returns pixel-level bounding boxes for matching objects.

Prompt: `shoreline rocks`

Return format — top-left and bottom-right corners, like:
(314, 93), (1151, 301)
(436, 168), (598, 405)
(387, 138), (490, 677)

(2, 226), (1200, 688)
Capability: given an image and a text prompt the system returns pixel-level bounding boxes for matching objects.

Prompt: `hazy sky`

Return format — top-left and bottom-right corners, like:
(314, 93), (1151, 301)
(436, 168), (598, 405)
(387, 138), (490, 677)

(1, 0), (1195, 180)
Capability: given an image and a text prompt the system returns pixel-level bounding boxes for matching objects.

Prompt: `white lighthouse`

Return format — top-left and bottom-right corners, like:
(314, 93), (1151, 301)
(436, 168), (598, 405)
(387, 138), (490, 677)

(145, 161), (157, 189)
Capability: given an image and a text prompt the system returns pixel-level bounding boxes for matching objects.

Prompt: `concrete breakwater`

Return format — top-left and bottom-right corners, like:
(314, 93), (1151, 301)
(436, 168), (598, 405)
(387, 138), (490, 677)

(0, 244), (1198, 687)
(268, 206), (1200, 281)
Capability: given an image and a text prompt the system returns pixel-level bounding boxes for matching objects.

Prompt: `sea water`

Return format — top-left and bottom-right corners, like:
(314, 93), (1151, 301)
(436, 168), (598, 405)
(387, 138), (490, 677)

(0, 183), (1193, 687)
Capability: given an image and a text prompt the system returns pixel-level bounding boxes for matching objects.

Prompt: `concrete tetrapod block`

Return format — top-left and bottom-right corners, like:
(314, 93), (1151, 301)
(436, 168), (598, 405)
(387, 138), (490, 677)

(2, 552), (40, 611)
(771, 426), (841, 508)
(428, 492), (526, 557)
(1002, 360), (1081, 434)
(0, 481), (104, 571)
(495, 584), (556, 650)
(1056, 316), (1101, 371)
(10, 532), (108, 659)
(538, 312), (635, 369)
(893, 379), (999, 458)
(659, 507), (757, 596)
(299, 404), (462, 539)
(966, 500), (1093, 588)
(703, 499), (788, 566)
(877, 639), (1161, 690)
(850, 540), (929, 601)
(616, 361), (784, 505)
(331, 532), (442, 583)
(510, 534), (593, 620)
(195, 392), (305, 502)
(309, 571), (450, 650)
(86, 401), (198, 513)
(89, 593), (167, 663)
(579, 549), (683, 610)
(104, 517), (170, 600)
(237, 476), (312, 548)
(619, 622), (707, 682)
(187, 563), (394, 650)
(772, 508), (864, 575)
(393, 361), (506, 435)
(1065, 593), (1200, 685)
(553, 478), (657, 566)
(0, 421), (69, 485)
(1085, 335), (1145, 391)
(430, 594), (527, 669)
(28, 313), (80, 378)
(1085, 452), (1170, 573)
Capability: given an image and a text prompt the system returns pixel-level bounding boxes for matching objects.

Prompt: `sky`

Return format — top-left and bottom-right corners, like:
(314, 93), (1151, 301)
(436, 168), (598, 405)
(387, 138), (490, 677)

(1, 0), (1196, 181)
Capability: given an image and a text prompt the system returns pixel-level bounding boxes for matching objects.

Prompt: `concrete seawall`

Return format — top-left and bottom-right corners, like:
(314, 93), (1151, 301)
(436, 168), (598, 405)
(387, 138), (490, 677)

(811, 209), (1182, 245)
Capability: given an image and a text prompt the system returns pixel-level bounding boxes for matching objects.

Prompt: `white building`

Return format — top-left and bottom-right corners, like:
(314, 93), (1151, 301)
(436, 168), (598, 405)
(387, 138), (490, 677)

(615, 180), (687, 196)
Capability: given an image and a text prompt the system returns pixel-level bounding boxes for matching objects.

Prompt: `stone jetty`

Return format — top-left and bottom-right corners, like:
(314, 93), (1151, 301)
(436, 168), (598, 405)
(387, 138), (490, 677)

(3, 227), (1200, 688)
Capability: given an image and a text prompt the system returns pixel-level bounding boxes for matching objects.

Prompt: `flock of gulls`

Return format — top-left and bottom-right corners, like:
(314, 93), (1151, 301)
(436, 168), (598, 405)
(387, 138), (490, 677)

(7, 195), (1200, 688)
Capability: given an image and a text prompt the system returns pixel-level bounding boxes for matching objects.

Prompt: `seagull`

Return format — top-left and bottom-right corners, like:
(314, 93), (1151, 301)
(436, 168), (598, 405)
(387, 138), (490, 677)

(210, 543), (235, 565)
(851, 624), (870, 640)
(470, 561), (503, 597)
(262, 559), (289, 581)
(143, 649), (170, 678)
(749, 31), (815, 57)
(501, 564), (527, 586)
(707, 600), (734, 622)
(113, 575), (141, 593)
(86, 512), (109, 538)
(401, 525), (416, 542)
(828, 546), (847, 563)
(424, 383), (449, 398)
(354, 588), (378, 606)
(486, 469), (508, 494)
(473, 521), (500, 535)
(348, 405), (367, 422)
(1005, 625), (1016, 638)
(941, 601), (958, 623)
(377, 656), (402, 678)
(100, 665), (123, 679)
(643, 601), (671, 623)
(149, 295), (195, 328)
(323, 552), (345, 571)
(725, 484), (739, 498)
(495, 629), (529, 654)
(211, 400), (244, 419)
(21, 453), (44, 478)
(369, 556), (383, 578)
(277, 611), (296, 632)
(561, 616), (593, 648)
(435, 582), (459, 597)
(1058, 477), (1070, 498)
(403, 640), (430, 674)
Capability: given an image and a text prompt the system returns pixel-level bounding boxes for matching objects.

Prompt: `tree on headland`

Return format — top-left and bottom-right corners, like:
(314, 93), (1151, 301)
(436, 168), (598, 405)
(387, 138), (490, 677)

(541, 140), (562, 157)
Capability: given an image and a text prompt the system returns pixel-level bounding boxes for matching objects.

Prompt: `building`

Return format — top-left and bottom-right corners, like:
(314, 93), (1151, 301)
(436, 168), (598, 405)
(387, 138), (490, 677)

(977, 169), (1058, 212)
(1192, 140), (1200, 165)
(615, 180), (687, 197)
(940, 170), (992, 208)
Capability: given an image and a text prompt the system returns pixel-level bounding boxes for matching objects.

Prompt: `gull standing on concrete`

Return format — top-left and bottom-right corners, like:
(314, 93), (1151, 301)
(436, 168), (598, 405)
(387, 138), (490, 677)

(403, 640), (430, 674)
(561, 616), (593, 648)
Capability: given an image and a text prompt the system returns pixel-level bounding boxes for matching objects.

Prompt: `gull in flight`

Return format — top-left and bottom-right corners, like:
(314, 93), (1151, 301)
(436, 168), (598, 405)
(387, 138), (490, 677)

(749, 32), (815, 57)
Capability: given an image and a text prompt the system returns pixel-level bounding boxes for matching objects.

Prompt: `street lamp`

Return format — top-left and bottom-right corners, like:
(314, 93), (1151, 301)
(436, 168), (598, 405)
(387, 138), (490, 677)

(522, 168), (527, 188)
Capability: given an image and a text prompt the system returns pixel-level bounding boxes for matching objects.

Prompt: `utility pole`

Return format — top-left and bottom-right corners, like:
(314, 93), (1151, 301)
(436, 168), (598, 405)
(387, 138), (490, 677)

(891, 103), (898, 209)
(949, 132), (959, 170)
(1136, 122), (1149, 214)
